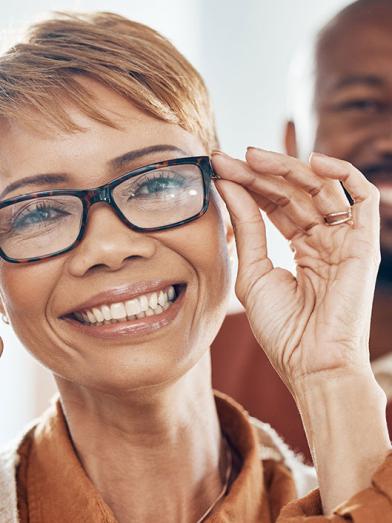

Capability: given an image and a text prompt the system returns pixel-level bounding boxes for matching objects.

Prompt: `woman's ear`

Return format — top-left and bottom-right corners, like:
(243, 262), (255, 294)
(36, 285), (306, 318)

(223, 215), (236, 267)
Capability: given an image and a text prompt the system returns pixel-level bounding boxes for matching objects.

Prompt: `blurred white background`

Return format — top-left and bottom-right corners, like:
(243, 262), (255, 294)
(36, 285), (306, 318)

(0, 0), (352, 445)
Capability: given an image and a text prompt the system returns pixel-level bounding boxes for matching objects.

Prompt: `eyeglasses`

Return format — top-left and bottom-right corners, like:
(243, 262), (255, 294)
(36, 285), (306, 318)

(0, 156), (218, 264)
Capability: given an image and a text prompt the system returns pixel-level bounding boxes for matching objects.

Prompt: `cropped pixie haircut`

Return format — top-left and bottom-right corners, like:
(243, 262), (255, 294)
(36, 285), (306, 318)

(0, 12), (218, 151)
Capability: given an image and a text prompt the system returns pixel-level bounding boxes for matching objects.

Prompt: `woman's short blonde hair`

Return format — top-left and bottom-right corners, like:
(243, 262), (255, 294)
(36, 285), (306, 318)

(0, 12), (218, 151)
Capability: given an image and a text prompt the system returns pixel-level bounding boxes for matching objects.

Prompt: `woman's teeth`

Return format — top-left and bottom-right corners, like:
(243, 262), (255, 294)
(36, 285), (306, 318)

(73, 285), (177, 325)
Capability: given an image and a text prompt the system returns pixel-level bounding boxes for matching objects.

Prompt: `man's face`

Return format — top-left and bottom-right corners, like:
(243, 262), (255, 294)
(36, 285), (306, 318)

(311, 14), (392, 282)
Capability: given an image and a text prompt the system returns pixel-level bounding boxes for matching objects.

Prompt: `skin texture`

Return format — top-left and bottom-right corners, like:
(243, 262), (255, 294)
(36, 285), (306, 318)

(0, 76), (390, 518)
(285, 0), (392, 360)
(0, 79), (233, 523)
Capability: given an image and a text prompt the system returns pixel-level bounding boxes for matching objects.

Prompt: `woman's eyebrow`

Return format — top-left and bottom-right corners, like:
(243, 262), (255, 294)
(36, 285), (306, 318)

(0, 173), (68, 200)
(109, 144), (189, 171)
(0, 144), (191, 200)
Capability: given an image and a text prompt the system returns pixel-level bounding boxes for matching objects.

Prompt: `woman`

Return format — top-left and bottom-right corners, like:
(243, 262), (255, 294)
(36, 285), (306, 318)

(0, 12), (390, 522)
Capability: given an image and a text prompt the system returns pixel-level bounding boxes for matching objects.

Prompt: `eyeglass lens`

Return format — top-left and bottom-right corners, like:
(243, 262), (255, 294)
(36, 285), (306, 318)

(0, 164), (205, 260)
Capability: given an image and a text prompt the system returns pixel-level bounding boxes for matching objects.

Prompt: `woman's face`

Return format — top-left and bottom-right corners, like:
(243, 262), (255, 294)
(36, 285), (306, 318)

(0, 80), (232, 393)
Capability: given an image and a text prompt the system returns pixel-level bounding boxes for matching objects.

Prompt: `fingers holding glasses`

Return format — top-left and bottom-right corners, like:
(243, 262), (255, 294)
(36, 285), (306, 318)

(245, 147), (351, 221)
(211, 149), (362, 237)
(211, 152), (324, 235)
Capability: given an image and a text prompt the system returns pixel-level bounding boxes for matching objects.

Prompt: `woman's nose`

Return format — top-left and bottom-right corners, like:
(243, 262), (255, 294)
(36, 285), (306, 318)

(66, 205), (157, 277)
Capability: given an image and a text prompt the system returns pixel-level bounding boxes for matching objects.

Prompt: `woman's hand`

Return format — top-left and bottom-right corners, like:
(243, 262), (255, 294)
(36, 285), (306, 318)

(212, 148), (380, 391)
(212, 148), (391, 511)
(212, 148), (392, 514)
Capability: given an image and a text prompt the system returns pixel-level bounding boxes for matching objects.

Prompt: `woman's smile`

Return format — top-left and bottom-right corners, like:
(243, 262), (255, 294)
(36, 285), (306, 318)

(61, 281), (187, 339)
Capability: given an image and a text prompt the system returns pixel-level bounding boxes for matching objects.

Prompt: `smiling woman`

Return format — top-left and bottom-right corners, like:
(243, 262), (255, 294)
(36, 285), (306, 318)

(0, 10), (391, 523)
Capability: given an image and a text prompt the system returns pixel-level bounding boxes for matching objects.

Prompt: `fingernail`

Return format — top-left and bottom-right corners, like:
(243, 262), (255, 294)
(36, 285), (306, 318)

(247, 146), (264, 152)
(211, 149), (226, 157)
(309, 151), (335, 164)
(309, 151), (327, 162)
(309, 152), (345, 173)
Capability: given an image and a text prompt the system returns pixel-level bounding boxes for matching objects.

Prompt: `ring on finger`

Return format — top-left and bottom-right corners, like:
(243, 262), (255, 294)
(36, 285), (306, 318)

(324, 208), (353, 226)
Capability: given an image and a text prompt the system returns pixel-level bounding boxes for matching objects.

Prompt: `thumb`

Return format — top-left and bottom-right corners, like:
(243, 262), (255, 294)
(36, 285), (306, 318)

(215, 179), (273, 302)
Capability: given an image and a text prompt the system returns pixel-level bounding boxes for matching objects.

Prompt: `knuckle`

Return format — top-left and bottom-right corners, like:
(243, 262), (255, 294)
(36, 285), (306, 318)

(274, 194), (291, 208)
(342, 159), (354, 169)
(369, 184), (380, 201)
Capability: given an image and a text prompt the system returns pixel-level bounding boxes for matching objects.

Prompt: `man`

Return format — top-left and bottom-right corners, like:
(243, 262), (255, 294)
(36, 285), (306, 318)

(212, 0), (392, 462)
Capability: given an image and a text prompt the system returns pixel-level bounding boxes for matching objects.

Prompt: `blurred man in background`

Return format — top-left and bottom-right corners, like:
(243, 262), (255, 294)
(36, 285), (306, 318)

(212, 0), (392, 461)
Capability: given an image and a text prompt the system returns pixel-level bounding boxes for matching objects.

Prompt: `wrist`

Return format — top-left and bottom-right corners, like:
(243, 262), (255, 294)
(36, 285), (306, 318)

(293, 369), (391, 513)
(293, 368), (388, 449)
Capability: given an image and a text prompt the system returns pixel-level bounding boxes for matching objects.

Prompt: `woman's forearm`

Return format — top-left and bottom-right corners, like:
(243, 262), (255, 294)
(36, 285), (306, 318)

(294, 368), (391, 515)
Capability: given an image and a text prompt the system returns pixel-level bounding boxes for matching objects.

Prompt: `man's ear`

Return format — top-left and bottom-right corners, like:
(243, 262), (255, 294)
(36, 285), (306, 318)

(284, 120), (299, 158)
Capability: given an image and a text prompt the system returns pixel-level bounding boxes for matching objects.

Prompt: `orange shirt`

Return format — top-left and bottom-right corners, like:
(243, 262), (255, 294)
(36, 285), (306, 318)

(13, 392), (392, 522)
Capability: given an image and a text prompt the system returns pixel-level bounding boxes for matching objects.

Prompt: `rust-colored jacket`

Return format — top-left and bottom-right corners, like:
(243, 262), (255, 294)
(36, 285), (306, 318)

(1, 392), (392, 521)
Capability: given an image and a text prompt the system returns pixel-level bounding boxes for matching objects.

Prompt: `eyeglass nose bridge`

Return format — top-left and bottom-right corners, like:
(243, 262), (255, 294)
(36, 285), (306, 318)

(82, 185), (127, 227)
(87, 186), (112, 206)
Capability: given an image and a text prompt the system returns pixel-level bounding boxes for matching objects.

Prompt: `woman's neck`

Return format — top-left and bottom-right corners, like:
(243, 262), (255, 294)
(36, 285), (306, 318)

(55, 354), (227, 523)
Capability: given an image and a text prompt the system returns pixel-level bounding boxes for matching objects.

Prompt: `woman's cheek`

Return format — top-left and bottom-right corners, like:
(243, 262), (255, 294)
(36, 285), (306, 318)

(0, 261), (59, 343)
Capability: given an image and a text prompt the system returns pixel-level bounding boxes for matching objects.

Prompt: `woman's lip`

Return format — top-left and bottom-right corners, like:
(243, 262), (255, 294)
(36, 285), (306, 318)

(61, 280), (186, 316)
(62, 286), (186, 340)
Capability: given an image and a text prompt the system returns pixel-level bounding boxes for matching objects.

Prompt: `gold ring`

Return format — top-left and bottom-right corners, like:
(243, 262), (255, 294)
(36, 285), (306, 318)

(324, 208), (353, 226)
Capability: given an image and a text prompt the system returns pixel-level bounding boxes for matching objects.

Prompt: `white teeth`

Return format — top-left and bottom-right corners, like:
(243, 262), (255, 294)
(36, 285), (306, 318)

(92, 307), (104, 323)
(154, 305), (164, 315)
(139, 295), (149, 312)
(75, 285), (180, 325)
(149, 292), (158, 310)
(158, 290), (167, 307)
(125, 298), (141, 317)
(101, 305), (112, 321)
(111, 302), (126, 320)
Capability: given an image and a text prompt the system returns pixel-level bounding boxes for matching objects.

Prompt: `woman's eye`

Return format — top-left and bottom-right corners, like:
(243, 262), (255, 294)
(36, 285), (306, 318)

(13, 204), (69, 230)
(134, 175), (184, 196)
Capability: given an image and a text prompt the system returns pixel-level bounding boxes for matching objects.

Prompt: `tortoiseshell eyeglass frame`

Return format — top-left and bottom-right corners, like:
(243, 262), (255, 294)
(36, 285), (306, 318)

(0, 156), (220, 264)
